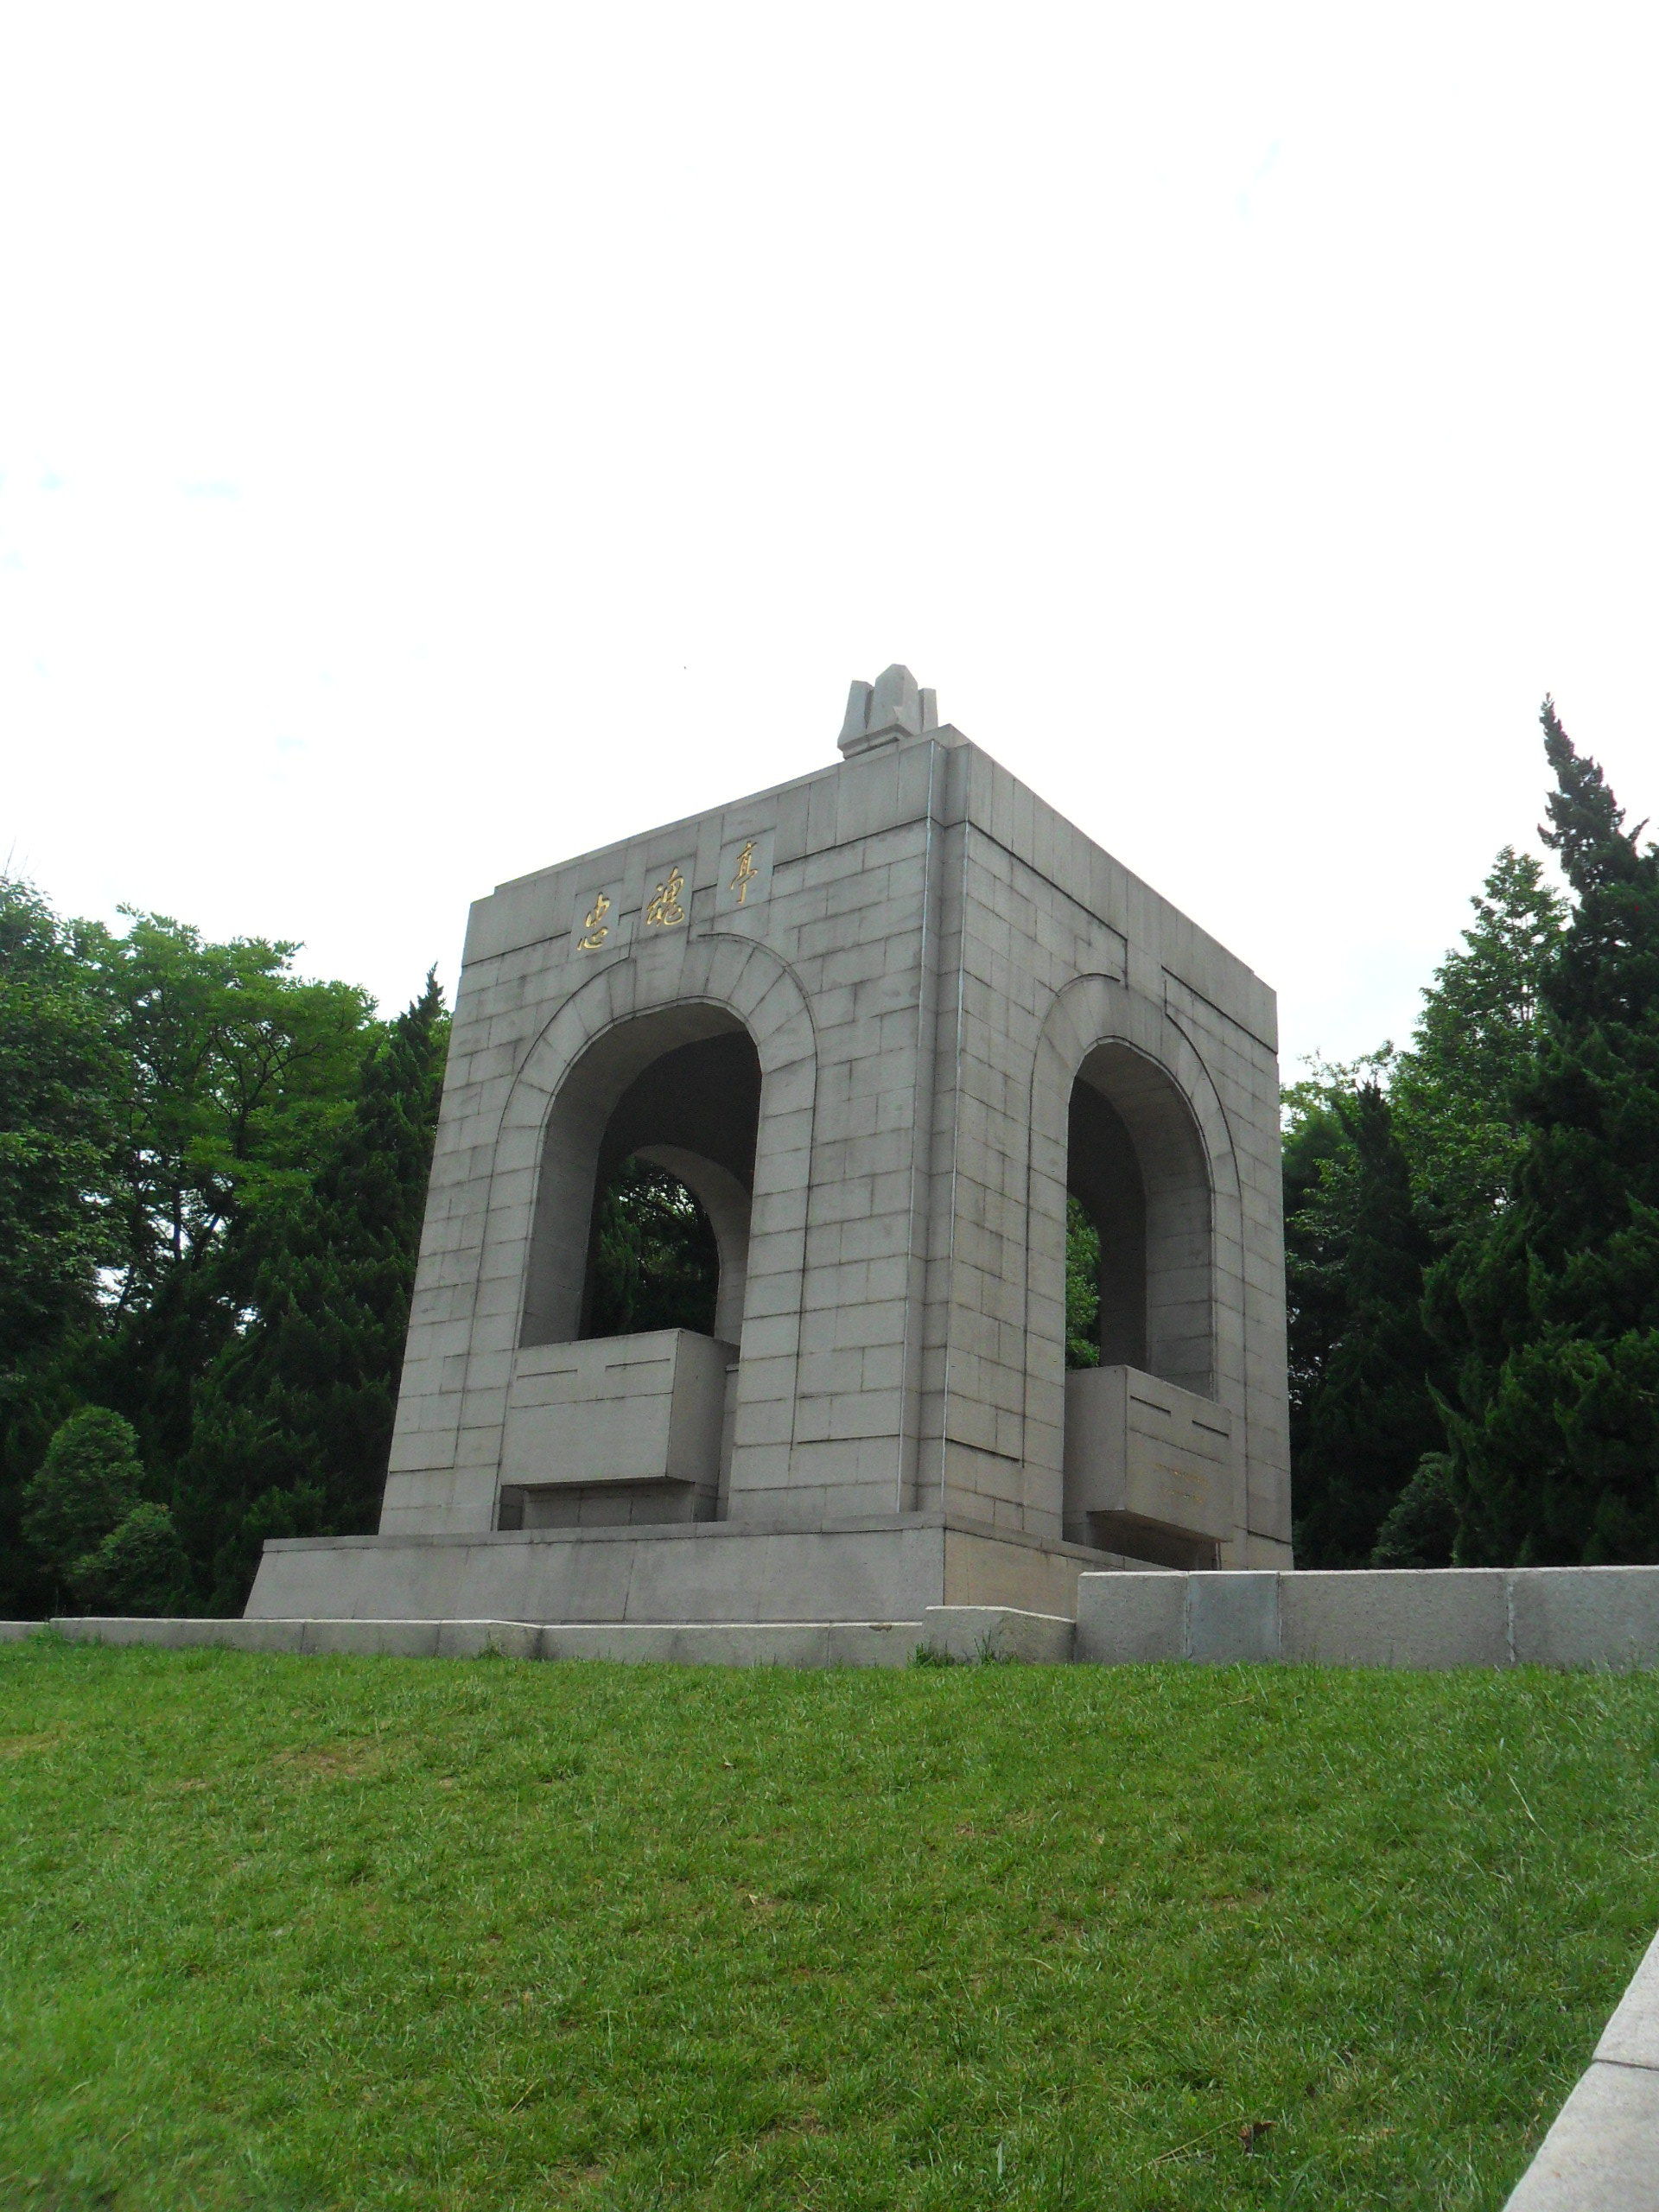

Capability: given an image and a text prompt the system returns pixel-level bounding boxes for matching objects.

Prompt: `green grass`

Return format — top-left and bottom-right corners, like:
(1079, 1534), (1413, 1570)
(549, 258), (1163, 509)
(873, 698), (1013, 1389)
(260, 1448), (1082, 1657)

(3, 1642), (1658, 2210)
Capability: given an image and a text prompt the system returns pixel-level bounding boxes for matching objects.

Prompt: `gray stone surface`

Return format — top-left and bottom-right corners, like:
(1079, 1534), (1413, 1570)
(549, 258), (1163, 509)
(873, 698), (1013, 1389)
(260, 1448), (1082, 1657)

(1281, 1569), (1510, 1669)
(245, 1513), (1124, 1626)
(538, 1621), (918, 1667)
(1077, 1567), (1659, 1669)
(1185, 1572), (1280, 1663)
(1074, 1572), (1186, 1663)
(922, 1605), (1076, 1664)
(1063, 1364), (1232, 1561)
(1595, 1929), (1659, 2070)
(47, 1616), (919, 1668)
(0, 1621), (41, 1643)
(270, 664), (1291, 1626)
(54, 1617), (309, 1652)
(1503, 2058), (1659, 2210)
(1510, 1567), (1659, 1671)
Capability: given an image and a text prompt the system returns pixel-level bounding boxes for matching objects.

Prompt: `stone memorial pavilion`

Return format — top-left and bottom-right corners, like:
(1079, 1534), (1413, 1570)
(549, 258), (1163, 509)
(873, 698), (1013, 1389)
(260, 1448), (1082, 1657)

(249, 668), (1292, 1627)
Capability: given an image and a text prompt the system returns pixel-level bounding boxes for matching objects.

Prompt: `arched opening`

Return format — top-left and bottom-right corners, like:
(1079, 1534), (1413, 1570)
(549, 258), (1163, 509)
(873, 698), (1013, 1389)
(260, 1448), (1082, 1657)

(588, 1158), (721, 1340)
(1062, 1044), (1233, 1567)
(500, 1011), (763, 1531)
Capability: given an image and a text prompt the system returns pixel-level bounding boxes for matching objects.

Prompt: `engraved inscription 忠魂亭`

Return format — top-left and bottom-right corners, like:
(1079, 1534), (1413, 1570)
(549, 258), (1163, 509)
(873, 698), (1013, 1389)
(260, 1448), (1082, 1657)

(577, 893), (612, 951)
(728, 840), (759, 906)
(644, 866), (687, 929)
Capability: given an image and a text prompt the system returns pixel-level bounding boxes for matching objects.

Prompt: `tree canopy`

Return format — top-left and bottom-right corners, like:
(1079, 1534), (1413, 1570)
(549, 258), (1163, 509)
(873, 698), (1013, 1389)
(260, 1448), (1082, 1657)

(0, 881), (446, 1616)
(1287, 702), (1659, 1566)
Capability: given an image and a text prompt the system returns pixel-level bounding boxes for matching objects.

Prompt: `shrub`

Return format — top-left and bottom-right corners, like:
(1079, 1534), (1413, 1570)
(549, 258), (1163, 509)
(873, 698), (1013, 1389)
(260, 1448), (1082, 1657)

(21, 1407), (143, 1586)
(71, 1502), (190, 1617)
(1371, 1452), (1459, 1568)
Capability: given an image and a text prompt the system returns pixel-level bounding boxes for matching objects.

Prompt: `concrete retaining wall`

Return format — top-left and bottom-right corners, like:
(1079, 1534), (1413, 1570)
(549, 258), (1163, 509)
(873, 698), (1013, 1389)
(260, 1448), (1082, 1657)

(1077, 1568), (1659, 1670)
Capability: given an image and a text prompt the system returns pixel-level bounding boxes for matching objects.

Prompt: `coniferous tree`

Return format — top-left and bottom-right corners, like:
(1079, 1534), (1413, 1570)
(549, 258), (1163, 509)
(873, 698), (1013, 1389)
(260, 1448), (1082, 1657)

(1389, 849), (1567, 1231)
(1288, 1080), (1446, 1564)
(1430, 703), (1659, 1562)
(181, 972), (449, 1608)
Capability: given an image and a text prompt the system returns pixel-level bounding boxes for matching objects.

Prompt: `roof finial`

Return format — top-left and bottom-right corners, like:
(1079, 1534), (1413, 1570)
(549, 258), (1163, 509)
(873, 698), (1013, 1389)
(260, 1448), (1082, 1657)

(837, 664), (938, 760)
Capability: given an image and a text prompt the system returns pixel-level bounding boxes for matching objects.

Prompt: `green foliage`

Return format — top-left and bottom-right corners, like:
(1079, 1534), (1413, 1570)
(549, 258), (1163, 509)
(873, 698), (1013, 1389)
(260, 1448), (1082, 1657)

(1389, 849), (1567, 1230)
(1287, 821), (1578, 1565)
(1287, 1079), (1446, 1565)
(1371, 1452), (1459, 1568)
(181, 974), (450, 1609)
(0, 877), (116, 1373)
(19, 1407), (143, 1590)
(0, 883), (445, 1615)
(0, 879), (119, 1614)
(588, 1156), (720, 1338)
(4, 1645), (1658, 2206)
(1064, 1195), (1101, 1369)
(71, 1501), (190, 1616)
(1430, 702), (1659, 1563)
(89, 909), (378, 1471)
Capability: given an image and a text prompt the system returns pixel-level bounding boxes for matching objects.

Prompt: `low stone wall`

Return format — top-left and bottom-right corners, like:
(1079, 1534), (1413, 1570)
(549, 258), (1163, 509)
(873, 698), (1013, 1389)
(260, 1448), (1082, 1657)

(1077, 1568), (1659, 1670)
(26, 1569), (1659, 1673)
(43, 1616), (929, 1668)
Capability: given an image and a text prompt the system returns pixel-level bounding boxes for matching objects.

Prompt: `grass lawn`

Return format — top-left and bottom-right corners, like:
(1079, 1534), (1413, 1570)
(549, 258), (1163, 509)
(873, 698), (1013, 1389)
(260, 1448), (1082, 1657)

(3, 1640), (1658, 2209)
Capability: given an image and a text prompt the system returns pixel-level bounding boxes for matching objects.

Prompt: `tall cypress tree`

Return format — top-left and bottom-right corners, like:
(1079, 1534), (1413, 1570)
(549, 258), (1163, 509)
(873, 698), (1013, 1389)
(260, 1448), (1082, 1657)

(1288, 1079), (1446, 1565)
(181, 972), (449, 1607)
(1430, 703), (1659, 1563)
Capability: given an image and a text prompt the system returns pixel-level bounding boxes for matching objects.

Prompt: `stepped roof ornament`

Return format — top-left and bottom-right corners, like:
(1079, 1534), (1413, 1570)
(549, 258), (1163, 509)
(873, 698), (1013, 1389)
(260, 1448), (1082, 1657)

(837, 664), (939, 760)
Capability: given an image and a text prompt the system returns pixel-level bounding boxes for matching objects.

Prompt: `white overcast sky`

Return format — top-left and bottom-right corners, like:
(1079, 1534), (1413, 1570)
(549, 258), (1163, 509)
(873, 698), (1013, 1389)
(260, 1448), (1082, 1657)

(3, 6), (1656, 1073)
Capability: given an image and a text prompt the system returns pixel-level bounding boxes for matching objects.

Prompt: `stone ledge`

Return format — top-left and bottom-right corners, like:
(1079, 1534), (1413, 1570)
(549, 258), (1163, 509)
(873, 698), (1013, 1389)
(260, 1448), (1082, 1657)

(922, 1606), (1076, 1664)
(1077, 1568), (1659, 1671)
(1503, 2036), (1659, 2208)
(46, 1617), (926, 1669)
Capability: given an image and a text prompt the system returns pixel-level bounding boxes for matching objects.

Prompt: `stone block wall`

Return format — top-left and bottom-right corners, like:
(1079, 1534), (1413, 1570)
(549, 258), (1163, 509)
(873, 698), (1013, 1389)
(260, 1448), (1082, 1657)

(380, 675), (1293, 1569)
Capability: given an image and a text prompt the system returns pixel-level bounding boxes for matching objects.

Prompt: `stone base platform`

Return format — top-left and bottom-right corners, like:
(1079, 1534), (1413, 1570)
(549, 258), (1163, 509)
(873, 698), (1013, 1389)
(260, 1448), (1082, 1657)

(244, 1512), (1123, 1628)
(37, 1605), (1077, 1668)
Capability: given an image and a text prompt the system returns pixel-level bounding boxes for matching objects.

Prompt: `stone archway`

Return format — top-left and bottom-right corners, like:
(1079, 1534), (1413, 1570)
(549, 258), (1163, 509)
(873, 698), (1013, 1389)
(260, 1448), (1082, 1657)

(1024, 974), (1246, 1558)
(400, 931), (817, 1535)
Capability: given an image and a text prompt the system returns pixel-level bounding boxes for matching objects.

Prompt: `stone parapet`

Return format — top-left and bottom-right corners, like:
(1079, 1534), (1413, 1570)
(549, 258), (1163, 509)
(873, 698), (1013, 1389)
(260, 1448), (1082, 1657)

(1077, 1567), (1659, 1670)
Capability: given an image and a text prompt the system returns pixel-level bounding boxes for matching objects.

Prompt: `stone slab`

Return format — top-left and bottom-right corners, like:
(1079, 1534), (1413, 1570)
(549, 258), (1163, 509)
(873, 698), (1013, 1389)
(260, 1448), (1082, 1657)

(1510, 1567), (1659, 1673)
(1075, 1567), (1659, 1670)
(1074, 1573), (1186, 1663)
(1503, 2058), (1659, 2210)
(47, 1616), (920, 1669)
(1281, 1569), (1510, 1669)
(1186, 1572), (1279, 1663)
(538, 1621), (918, 1667)
(245, 1516), (1121, 1629)
(1595, 1929), (1659, 2071)
(53, 1617), (305, 1651)
(922, 1606), (1076, 1664)
(0, 1622), (42, 1643)
(247, 1519), (949, 1624)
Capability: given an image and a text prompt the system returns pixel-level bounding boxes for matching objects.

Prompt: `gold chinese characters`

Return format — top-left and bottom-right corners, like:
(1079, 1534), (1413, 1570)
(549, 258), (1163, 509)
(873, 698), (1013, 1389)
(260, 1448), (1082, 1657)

(645, 866), (687, 928)
(728, 840), (759, 905)
(577, 892), (611, 951)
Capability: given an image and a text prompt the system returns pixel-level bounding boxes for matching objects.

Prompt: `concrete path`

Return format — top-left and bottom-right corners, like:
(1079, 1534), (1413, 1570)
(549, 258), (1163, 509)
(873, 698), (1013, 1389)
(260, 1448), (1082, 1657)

(1504, 1928), (1659, 2209)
